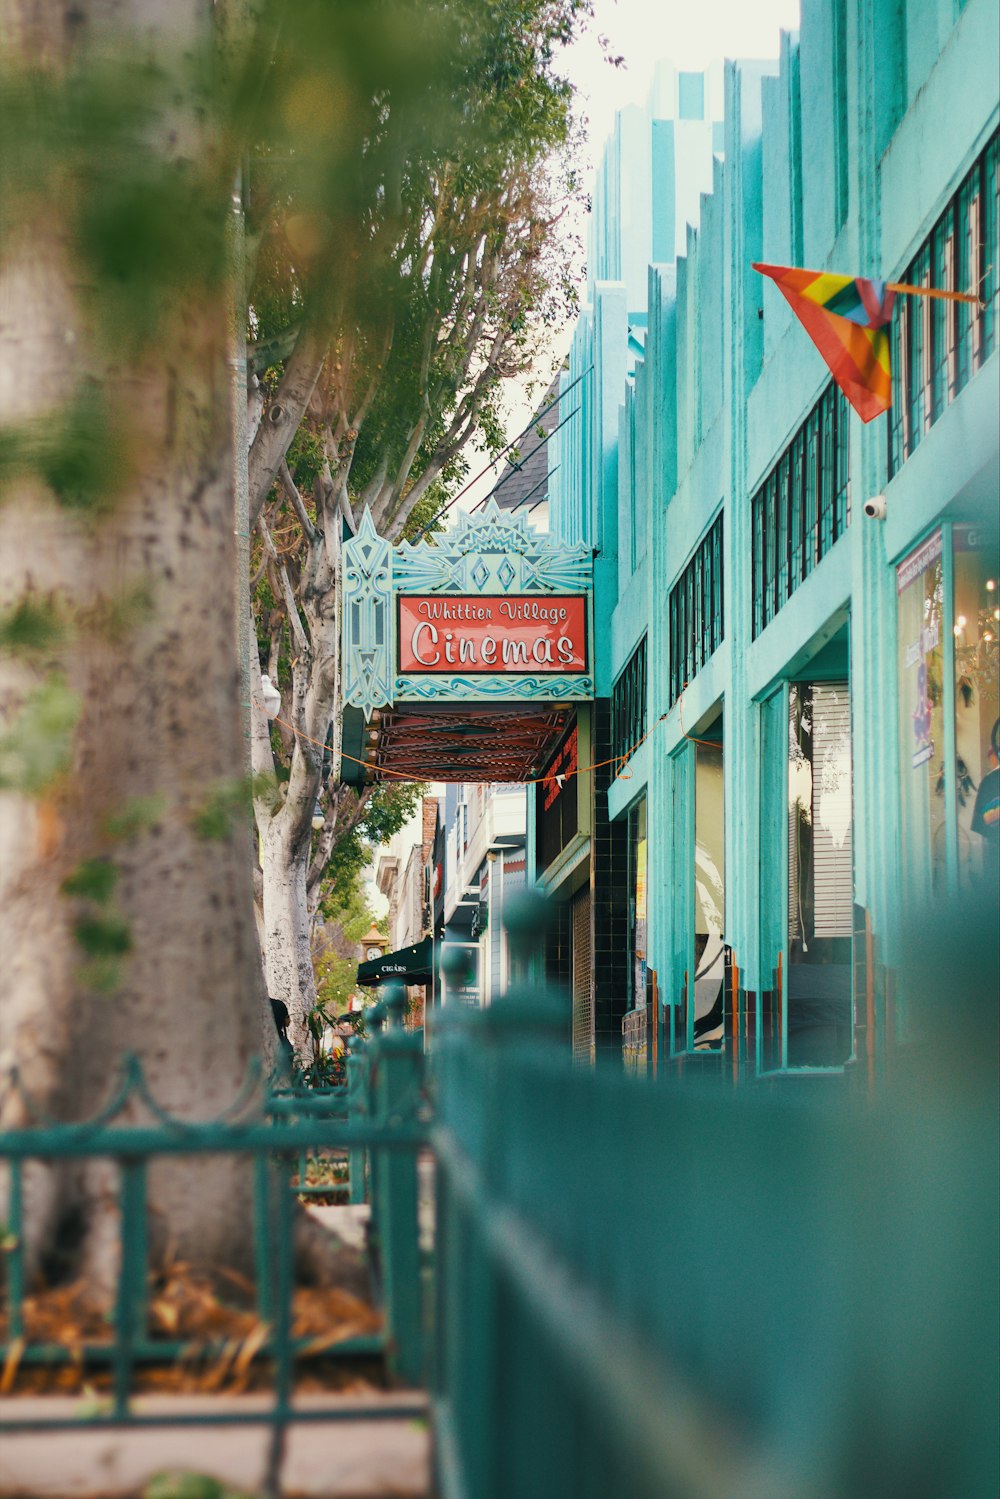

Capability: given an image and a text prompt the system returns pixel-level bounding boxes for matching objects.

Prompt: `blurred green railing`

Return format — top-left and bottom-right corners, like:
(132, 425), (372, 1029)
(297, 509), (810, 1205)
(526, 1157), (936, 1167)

(430, 906), (999, 1499)
(4, 904), (997, 1499)
(0, 989), (427, 1445)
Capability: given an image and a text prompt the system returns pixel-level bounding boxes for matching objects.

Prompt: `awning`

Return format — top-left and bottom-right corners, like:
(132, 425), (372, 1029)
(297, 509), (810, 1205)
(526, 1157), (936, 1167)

(343, 702), (570, 784)
(356, 934), (434, 987)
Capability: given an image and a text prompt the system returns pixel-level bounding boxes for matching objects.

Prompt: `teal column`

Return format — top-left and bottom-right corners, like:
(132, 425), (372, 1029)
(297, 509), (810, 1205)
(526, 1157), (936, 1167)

(372, 986), (424, 1385)
(346, 1042), (368, 1205)
(113, 1158), (148, 1418)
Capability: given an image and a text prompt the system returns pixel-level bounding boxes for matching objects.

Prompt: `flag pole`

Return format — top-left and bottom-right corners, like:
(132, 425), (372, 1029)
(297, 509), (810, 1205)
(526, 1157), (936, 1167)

(886, 281), (985, 308)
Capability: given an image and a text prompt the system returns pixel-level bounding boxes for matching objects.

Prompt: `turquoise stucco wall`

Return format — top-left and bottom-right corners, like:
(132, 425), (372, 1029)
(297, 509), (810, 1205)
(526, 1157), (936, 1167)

(549, 0), (999, 1050)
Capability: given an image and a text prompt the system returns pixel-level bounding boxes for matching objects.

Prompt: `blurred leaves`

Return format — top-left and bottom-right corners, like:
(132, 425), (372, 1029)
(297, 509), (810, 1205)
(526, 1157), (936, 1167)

(0, 597), (64, 655)
(192, 772), (277, 839)
(0, 676), (80, 793)
(0, 384), (133, 514)
(320, 780), (424, 910)
(73, 910), (132, 993)
(73, 912), (132, 958)
(103, 794), (168, 841)
(61, 857), (117, 905)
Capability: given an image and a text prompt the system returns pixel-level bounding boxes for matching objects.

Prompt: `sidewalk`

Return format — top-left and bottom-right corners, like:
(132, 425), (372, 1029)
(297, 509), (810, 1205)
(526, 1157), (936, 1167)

(0, 1392), (430, 1498)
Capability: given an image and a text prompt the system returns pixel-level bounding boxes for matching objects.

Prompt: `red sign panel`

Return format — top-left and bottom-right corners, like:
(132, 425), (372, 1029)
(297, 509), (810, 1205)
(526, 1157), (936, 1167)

(397, 595), (588, 675)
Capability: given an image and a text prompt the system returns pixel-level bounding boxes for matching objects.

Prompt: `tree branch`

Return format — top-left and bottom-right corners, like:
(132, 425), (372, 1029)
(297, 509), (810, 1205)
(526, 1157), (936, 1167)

(257, 512), (311, 659)
(278, 458), (317, 542)
(248, 324), (326, 527)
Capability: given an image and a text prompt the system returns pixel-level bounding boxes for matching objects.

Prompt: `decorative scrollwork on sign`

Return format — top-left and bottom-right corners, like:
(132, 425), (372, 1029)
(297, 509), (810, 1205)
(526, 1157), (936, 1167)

(393, 500), (592, 596)
(343, 508), (393, 719)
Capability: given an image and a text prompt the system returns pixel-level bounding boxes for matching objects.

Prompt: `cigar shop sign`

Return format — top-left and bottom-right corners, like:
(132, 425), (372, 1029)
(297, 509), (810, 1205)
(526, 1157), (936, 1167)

(343, 501), (593, 718)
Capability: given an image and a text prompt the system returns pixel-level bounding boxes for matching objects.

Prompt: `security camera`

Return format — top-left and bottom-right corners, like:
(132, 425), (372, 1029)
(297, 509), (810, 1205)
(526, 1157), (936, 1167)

(863, 494), (887, 520)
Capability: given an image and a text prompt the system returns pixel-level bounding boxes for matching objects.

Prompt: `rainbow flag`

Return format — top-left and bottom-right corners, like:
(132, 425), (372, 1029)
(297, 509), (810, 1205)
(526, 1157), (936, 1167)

(753, 263), (895, 422)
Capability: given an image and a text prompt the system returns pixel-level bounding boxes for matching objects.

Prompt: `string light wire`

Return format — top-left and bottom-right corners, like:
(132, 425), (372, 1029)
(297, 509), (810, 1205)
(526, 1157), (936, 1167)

(255, 677), (718, 790)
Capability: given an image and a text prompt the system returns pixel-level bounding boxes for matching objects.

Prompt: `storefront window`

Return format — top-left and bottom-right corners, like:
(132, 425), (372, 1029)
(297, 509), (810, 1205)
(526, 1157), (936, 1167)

(692, 731), (725, 1050)
(897, 526), (1000, 897)
(897, 531), (947, 897)
(787, 682), (854, 1066)
(954, 530), (1000, 886)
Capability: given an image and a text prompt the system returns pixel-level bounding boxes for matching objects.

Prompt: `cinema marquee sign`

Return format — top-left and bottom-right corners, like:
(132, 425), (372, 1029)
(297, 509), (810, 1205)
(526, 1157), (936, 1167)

(398, 595), (588, 675)
(343, 502), (594, 717)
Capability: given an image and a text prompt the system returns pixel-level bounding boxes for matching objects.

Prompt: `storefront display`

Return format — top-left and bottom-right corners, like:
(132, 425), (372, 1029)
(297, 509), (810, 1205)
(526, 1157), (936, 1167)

(692, 737), (725, 1050)
(897, 524), (1000, 898)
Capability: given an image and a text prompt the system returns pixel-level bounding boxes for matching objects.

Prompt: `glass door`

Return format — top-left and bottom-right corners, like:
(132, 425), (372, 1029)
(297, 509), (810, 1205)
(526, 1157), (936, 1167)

(786, 680), (855, 1066)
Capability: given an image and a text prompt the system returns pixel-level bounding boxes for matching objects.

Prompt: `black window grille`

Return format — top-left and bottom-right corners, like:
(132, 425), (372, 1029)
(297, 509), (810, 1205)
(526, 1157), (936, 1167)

(611, 636), (647, 770)
(668, 510), (724, 706)
(888, 130), (998, 476)
(750, 385), (850, 639)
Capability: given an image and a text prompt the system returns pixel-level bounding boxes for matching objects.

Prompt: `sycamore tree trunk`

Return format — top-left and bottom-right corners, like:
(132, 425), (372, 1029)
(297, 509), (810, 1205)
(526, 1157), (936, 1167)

(0, 0), (273, 1293)
(251, 509), (342, 1061)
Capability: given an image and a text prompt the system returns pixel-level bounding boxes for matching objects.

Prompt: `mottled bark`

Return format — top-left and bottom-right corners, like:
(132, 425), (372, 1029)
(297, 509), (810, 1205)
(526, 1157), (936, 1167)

(247, 327), (326, 529)
(251, 530), (342, 1059)
(0, 0), (269, 1290)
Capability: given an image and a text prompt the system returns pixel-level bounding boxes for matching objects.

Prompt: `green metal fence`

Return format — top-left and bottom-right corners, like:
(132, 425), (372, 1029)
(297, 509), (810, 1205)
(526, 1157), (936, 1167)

(430, 917), (999, 1499)
(4, 913), (997, 1499)
(0, 989), (427, 1447)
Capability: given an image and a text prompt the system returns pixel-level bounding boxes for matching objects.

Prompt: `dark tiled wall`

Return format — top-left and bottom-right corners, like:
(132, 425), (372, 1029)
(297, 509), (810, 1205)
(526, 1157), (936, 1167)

(543, 896), (573, 1050)
(545, 898), (572, 985)
(590, 698), (631, 1061)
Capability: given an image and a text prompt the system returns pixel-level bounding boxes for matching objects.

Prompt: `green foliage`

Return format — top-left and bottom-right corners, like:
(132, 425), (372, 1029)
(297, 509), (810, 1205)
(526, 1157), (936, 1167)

(297, 1049), (348, 1090)
(38, 386), (132, 513)
(312, 827), (391, 1014)
(0, 385), (132, 516)
(398, 479), (458, 543)
(77, 155), (226, 353)
(310, 781), (422, 1016)
(321, 781), (424, 917)
(247, 0), (590, 537)
(192, 773), (277, 839)
(144, 1472), (252, 1499)
(0, 56), (228, 348)
(103, 794), (168, 841)
(62, 858), (118, 905)
(0, 597), (63, 655)
(62, 853), (134, 995)
(74, 913), (132, 957)
(82, 584), (156, 642)
(285, 423), (325, 500)
(0, 676), (80, 793)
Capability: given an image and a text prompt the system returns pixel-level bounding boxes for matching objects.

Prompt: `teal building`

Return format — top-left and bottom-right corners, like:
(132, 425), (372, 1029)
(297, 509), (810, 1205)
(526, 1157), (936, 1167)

(534, 0), (999, 1075)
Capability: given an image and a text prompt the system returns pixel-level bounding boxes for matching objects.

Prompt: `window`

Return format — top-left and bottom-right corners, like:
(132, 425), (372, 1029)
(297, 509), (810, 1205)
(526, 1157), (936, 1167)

(751, 385), (850, 638)
(668, 511), (724, 705)
(888, 131), (999, 476)
(535, 721), (580, 872)
(897, 525), (1000, 903)
(612, 636), (647, 770)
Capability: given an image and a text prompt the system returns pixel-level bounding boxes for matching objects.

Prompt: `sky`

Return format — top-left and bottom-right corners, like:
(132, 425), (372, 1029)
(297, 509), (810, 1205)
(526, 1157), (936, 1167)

(566, 0), (801, 174)
(453, 0), (802, 509)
